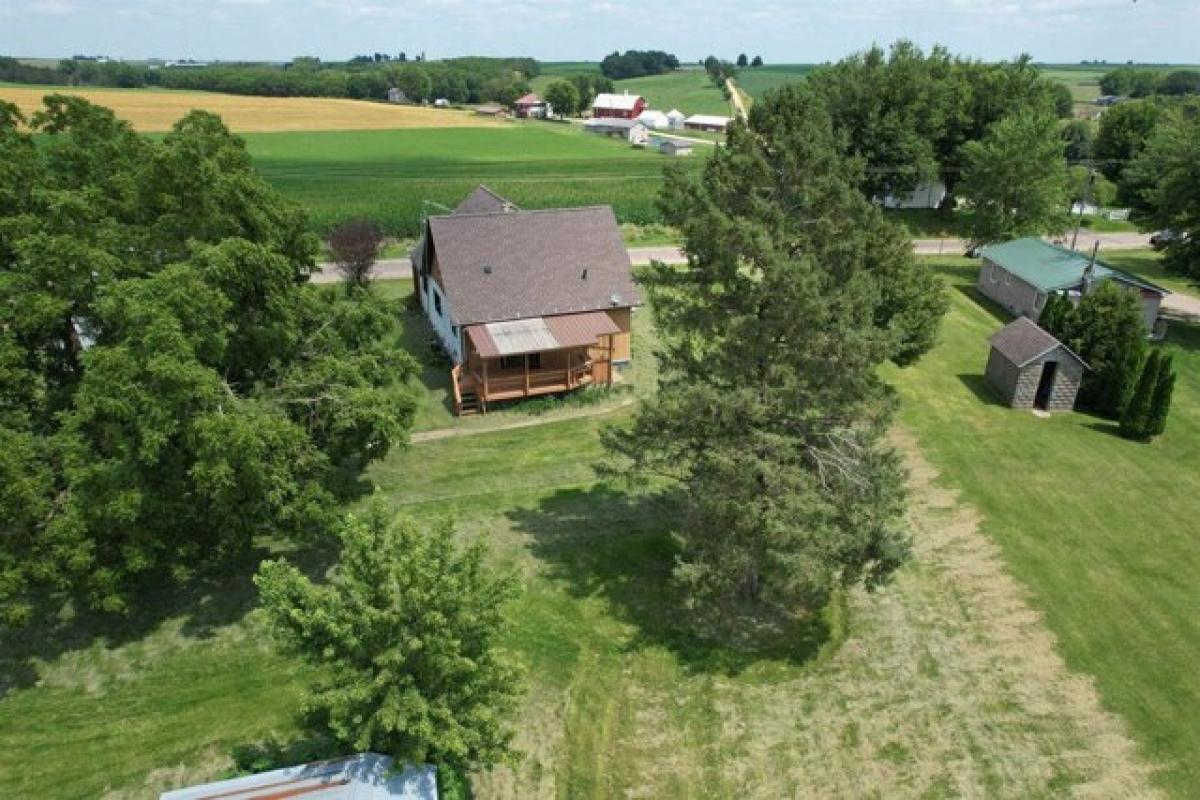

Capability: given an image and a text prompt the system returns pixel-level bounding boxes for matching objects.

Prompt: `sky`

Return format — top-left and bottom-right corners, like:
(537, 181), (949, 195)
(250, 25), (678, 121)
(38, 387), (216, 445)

(2, 0), (1199, 65)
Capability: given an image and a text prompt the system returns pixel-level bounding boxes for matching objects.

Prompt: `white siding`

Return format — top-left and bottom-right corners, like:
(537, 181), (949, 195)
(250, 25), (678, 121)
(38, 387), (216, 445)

(425, 278), (463, 363)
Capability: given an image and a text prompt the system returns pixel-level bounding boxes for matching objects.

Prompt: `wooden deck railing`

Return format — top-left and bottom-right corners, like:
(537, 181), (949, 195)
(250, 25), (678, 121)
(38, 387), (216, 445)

(450, 364), (464, 415)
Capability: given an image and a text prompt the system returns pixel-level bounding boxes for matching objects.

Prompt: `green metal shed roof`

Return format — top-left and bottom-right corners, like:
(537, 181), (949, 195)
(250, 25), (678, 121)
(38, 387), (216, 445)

(979, 238), (1168, 295)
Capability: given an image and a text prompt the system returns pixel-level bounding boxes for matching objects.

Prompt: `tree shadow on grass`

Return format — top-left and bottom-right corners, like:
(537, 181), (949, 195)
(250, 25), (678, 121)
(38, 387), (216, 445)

(954, 284), (1014, 327)
(0, 536), (340, 699)
(506, 484), (835, 677)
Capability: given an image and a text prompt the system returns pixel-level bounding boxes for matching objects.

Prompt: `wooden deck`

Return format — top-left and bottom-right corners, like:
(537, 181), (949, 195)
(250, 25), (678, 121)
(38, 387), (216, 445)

(453, 361), (597, 414)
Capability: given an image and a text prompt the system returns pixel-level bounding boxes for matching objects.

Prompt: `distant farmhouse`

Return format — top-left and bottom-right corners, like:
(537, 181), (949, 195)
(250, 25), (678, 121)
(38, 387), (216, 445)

(684, 114), (730, 133)
(978, 238), (1168, 333)
(879, 181), (947, 210)
(513, 93), (551, 118)
(410, 186), (641, 415)
(387, 87), (407, 104)
(592, 92), (647, 119)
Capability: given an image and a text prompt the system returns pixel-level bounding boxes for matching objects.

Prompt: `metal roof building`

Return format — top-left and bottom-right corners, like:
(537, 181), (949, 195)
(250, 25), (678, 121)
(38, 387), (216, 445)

(977, 238), (1168, 331)
(160, 754), (437, 800)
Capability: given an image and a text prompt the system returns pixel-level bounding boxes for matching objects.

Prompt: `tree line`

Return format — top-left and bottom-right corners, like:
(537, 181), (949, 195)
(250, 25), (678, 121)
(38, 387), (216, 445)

(0, 54), (541, 105)
(1099, 66), (1200, 98)
(599, 49), (679, 80)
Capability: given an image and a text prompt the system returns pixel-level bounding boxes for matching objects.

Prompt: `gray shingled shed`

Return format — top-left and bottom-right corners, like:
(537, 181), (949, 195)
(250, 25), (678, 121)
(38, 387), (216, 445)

(985, 317), (1088, 412)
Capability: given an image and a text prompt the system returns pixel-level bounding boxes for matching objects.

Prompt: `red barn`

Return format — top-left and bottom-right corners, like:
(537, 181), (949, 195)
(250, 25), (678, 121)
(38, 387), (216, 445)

(591, 91), (647, 120)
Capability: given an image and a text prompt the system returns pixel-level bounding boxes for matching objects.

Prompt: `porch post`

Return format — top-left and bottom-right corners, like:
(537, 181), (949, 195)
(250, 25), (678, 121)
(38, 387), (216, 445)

(482, 358), (489, 412)
(607, 335), (614, 387)
(524, 353), (530, 394)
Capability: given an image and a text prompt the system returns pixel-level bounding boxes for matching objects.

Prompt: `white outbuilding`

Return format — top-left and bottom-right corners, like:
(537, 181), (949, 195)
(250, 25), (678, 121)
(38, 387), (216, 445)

(636, 109), (670, 130)
(666, 109), (686, 130)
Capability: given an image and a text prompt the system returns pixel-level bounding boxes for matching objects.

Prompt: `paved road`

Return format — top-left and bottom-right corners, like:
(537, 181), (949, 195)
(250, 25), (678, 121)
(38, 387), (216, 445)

(312, 232), (1155, 284)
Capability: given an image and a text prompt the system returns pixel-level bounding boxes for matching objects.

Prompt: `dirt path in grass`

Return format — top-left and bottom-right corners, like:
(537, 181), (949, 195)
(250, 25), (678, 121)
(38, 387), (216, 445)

(726, 77), (748, 119)
(409, 398), (634, 443)
(477, 428), (1161, 798)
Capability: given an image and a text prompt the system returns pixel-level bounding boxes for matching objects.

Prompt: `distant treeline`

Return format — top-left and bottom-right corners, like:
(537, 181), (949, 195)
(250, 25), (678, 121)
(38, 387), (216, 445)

(599, 50), (679, 80)
(0, 55), (541, 104)
(1099, 66), (1200, 98)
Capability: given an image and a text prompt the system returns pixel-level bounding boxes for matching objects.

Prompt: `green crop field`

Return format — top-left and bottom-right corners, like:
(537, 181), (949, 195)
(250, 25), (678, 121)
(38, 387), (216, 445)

(735, 64), (815, 100)
(245, 123), (696, 236)
(611, 69), (731, 116)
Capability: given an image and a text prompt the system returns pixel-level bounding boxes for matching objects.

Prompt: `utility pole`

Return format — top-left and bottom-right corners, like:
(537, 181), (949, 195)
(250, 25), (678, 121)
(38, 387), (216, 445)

(1070, 165), (1096, 251)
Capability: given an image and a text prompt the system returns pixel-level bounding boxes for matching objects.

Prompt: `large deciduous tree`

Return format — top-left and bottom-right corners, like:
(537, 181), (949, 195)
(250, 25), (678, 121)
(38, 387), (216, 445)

(542, 80), (580, 119)
(957, 109), (1070, 246)
(603, 86), (946, 617)
(256, 503), (522, 769)
(1125, 100), (1200, 281)
(0, 97), (416, 624)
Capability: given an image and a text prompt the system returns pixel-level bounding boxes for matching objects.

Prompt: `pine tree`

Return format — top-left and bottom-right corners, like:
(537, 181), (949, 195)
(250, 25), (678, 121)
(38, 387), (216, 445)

(603, 84), (945, 617)
(1119, 350), (1160, 439)
(1038, 294), (1066, 339)
(1148, 353), (1176, 437)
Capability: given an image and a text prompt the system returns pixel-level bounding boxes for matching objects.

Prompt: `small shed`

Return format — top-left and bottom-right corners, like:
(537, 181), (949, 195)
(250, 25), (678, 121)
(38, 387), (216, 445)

(985, 317), (1088, 412)
(666, 109), (686, 130)
(386, 88), (407, 104)
(657, 138), (694, 157)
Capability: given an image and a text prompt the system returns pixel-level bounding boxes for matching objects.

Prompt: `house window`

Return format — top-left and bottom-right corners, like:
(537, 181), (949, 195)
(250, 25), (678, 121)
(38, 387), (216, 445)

(529, 353), (542, 369)
(990, 265), (999, 283)
(1034, 292), (1046, 309)
(1003, 271), (1012, 286)
(433, 290), (442, 316)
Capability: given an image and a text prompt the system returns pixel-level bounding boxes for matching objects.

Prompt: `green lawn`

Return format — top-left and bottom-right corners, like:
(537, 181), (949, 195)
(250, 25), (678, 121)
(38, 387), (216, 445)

(884, 256), (1200, 795)
(245, 124), (695, 236)
(1104, 249), (1200, 296)
(2, 259), (1184, 797)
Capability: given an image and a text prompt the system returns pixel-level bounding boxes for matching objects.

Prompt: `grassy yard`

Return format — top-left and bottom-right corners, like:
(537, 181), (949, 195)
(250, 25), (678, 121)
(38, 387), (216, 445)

(884, 257), (1200, 795)
(3, 259), (1182, 798)
(246, 124), (694, 236)
(1105, 249), (1199, 295)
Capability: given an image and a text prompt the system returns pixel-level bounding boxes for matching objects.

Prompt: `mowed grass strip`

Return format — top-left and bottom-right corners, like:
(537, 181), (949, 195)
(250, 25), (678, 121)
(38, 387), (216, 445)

(246, 125), (692, 235)
(0, 85), (503, 132)
(885, 257), (1200, 796)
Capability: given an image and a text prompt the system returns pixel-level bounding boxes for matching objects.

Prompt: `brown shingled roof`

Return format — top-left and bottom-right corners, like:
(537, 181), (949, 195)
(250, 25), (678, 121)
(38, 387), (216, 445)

(989, 316), (1088, 369)
(453, 185), (518, 215)
(428, 204), (641, 326)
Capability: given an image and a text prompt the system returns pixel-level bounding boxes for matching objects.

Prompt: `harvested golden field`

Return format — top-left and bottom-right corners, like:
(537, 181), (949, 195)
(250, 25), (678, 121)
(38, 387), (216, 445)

(0, 85), (503, 132)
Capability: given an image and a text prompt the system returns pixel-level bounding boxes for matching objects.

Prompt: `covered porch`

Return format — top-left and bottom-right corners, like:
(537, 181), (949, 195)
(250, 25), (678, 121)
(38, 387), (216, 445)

(452, 312), (618, 415)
